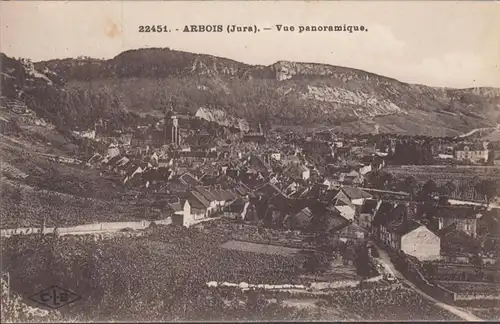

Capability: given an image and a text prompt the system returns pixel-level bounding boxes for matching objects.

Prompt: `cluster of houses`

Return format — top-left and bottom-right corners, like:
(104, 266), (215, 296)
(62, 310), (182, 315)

(76, 109), (500, 264)
(434, 140), (500, 165)
(273, 183), (499, 263)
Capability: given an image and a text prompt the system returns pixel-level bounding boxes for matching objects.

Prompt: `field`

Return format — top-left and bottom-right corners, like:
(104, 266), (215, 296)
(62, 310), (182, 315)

(220, 240), (303, 256)
(423, 262), (500, 283)
(436, 281), (500, 295)
(308, 285), (460, 321)
(0, 132), (170, 228)
(1, 222), (309, 320)
(385, 165), (500, 183)
(202, 284), (463, 321)
(1, 219), (469, 321)
(0, 178), (159, 228)
(0, 234), (480, 321)
(467, 307), (500, 320)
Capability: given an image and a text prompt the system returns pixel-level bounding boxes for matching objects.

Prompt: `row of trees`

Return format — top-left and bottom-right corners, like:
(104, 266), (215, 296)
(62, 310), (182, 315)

(365, 171), (499, 201)
(387, 141), (434, 165)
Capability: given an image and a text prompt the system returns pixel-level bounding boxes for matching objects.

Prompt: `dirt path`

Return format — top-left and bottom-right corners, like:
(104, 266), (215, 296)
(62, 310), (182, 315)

(372, 241), (483, 322)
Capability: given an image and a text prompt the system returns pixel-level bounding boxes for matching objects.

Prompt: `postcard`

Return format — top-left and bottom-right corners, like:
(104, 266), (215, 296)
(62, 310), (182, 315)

(1, 1), (499, 322)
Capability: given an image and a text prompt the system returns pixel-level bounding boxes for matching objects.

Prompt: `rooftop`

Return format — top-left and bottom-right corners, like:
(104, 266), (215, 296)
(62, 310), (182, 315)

(340, 186), (373, 200)
(434, 206), (484, 219)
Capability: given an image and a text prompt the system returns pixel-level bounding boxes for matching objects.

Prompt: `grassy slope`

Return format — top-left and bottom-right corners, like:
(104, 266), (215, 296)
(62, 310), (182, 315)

(0, 130), (162, 228)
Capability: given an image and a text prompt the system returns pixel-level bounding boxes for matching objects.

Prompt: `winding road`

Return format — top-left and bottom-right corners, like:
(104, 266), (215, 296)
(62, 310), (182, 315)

(457, 124), (500, 139)
(372, 241), (483, 322)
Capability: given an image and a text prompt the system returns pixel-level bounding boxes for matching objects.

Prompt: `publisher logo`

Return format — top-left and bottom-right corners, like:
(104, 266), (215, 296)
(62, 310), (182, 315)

(28, 286), (81, 309)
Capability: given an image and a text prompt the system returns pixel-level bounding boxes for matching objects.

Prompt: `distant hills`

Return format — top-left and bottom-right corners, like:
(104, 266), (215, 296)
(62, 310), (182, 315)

(2, 47), (499, 137)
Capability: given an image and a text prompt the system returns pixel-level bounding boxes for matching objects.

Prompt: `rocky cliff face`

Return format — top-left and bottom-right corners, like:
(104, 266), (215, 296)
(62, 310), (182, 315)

(5, 48), (497, 136)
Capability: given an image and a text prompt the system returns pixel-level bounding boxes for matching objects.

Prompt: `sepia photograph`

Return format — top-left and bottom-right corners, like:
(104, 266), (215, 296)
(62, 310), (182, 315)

(1, 0), (499, 322)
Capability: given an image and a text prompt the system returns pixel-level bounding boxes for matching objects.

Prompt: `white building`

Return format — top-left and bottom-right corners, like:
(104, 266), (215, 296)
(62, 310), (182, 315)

(270, 152), (282, 161)
(107, 144), (120, 158)
(454, 143), (489, 163)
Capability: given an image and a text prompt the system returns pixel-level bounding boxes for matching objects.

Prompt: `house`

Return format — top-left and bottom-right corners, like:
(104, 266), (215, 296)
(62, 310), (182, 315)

(288, 186), (308, 199)
(223, 197), (251, 220)
(433, 206), (484, 237)
(270, 152), (282, 161)
(371, 201), (397, 238)
(123, 162), (147, 184)
(389, 221), (441, 261)
(150, 152), (159, 165)
(333, 141), (344, 148)
(179, 172), (201, 187)
(331, 199), (356, 222)
(73, 129), (96, 139)
(192, 185), (237, 212)
(284, 181), (301, 196)
(356, 199), (380, 230)
(87, 153), (104, 166)
(334, 186), (373, 214)
(233, 182), (251, 196)
(454, 142), (489, 163)
(254, 182), (288, 200)
(242, 133), (266, 144)
(324, 207), (352, 234)
(283, 207), (313, 231)
(323, 177), (341, 189)
(158, 158), (173, 168)
(170, 199), (194, 227)
(373, 203), (441, 260)
(210, 187), (237, 207)
(245, 154), (272, 175)
(178, 150), (217, 160)
(284, 164), (310, 181)
(300, 183), (329, 201)
(371, 156), (386, 171)
(191, 186), (219, 213)
(115, 156), (131, 172)
(105, 154), (122, 170)
(282, 154), (301, 167)
(119, 134), (133, 146)
(340, 170), (364, 186)
(338, 222), (367, 242)
(107, 143), (120, 158)
(358, 164), (372, 176)
(188, 189), (215, 218)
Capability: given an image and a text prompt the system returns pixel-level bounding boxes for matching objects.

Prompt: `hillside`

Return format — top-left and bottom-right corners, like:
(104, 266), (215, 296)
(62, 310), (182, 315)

(0, 129), (159, 228)
(0, 81), (159, 228)
(1, 53), (140, 133)
(32, 47), (500, 137)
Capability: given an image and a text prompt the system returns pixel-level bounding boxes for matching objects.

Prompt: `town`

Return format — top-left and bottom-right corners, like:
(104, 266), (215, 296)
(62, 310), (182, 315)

(1, 4), (500, 318)
(2, 101), (498, 321)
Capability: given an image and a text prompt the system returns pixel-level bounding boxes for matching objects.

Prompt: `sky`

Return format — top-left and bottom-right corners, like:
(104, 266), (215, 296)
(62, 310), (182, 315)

(1, 1), (499, 88)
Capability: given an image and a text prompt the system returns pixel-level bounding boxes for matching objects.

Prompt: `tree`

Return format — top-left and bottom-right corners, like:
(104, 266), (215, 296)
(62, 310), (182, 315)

(475, 180), (499, 201)
(439, 180), (457, 197)
(303, 252), (329, 274)
(366, 171), (395, 190)
(397, 176), (418, 196)
(419, 179), (438, 200)
(354, 243), (373, 278)
(470, 253), (484, 270)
